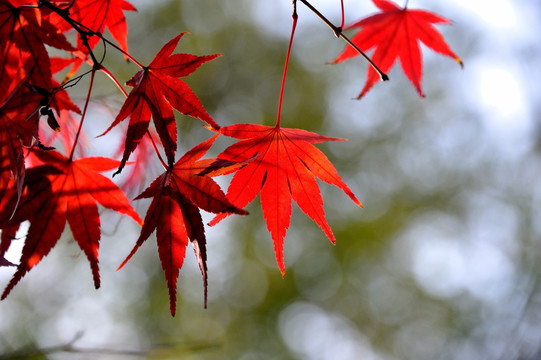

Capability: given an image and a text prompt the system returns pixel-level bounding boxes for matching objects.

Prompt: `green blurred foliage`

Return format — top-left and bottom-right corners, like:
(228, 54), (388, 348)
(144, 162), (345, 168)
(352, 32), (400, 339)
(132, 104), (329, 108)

(2, 1), (541, 360)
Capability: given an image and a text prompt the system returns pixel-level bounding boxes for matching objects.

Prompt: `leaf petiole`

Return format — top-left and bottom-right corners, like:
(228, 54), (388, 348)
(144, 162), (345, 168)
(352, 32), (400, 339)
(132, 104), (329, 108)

(276, 1), (298, 127)
(69, 69), (95, 161)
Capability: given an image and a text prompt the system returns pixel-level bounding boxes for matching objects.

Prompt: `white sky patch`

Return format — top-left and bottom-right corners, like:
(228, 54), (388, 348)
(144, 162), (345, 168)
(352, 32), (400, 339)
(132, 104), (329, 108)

(465, 59), (533, 157)
(448, 0), (539, 48)
(452, 0), (518, 29)
(477, 64), (527, 120)
(411, 236), (516, 303)
(393, 212), (518, 305)
(1, 222), (28, 266)
(279, 302), (379, 360)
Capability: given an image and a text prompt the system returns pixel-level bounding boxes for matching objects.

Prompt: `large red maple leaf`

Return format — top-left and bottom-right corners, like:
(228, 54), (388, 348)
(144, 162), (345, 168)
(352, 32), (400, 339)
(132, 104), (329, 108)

(118, 134), (247, 316)
(209, 124), (362, 275)
(332, 0), (462, 98)
(0, 150), (143, 299)
(102, 33), (220, 175)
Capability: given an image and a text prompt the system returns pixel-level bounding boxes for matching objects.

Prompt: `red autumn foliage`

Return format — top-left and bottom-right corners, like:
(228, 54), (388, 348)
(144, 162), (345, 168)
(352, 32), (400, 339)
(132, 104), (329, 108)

(0, 150), (142, 300)
(101, 33), (221, 174)
(0, 0), (461, 315)
(118, 134), (247, 315)
(210, 124), (362, 275)
(332, 0), (462, 98)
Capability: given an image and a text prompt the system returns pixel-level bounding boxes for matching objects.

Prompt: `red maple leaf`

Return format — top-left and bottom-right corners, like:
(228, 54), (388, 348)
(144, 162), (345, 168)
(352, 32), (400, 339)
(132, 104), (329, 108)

(0, 80), (42, 212)
(0, 0), (74, 90)
(102, 33), (221, 175)
(0, 150), (143, 299)
(62, 0), (136, 53)
(209, 124), (362, 275)
(332, 0), (462, 98)
(118, 134), (247, 316)
(47, 0), (137, 77)
(0, 77), (82, 213)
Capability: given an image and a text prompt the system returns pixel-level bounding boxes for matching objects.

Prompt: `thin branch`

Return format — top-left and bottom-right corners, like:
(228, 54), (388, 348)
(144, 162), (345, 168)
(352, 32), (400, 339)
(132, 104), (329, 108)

(298, 0), (389, 81)
(39, 0), (144, 68)
(39, 0), (101, 68)
(0, 341), (220, 360)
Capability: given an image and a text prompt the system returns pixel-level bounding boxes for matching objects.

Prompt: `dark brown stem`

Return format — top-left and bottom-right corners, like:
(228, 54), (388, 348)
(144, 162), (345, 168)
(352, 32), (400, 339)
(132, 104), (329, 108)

(39, 0), (101, 67)
(298, 0), (389, 81)
(39, 0), (144, 69)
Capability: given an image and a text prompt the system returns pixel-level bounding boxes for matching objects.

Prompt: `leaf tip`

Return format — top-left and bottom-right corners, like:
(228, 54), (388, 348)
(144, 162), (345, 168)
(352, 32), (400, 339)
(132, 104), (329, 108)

(116, 260), (127, 271)
(208, 213), (227, 227)
(204, 123), (220, 132)
(169, 291), (177, 317)
(277, 259), (286, 277)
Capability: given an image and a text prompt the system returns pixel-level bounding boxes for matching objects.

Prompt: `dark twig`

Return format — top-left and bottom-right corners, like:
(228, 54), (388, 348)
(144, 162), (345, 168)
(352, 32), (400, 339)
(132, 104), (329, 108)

(298, 0), (389, 81)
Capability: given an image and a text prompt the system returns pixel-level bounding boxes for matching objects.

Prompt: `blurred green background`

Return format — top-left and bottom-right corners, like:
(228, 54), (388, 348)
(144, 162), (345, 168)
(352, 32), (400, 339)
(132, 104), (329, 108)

(2, 0), (541, 359)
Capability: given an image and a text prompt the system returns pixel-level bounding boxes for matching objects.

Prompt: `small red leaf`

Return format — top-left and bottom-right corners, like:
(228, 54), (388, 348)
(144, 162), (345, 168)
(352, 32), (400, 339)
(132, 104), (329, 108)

(332, 0), (462, 98)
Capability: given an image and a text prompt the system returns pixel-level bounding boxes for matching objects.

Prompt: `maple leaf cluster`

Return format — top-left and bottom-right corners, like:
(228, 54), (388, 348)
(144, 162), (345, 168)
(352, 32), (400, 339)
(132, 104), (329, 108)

(0, 0), (461, 315)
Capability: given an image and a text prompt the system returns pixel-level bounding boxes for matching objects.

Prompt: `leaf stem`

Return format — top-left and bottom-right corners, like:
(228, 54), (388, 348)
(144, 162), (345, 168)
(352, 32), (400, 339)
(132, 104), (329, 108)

(100, 37), (145, 69)
(39, 0), (144, 69)
(69, 69), (95, 161)
(339, 0), (344, 30)
(298, 0), (389, 81)
(276, 1), (298, 128)
(146, 131), (168, 170)
(39, 0), (101, 68)
(99, 66), (129, 97)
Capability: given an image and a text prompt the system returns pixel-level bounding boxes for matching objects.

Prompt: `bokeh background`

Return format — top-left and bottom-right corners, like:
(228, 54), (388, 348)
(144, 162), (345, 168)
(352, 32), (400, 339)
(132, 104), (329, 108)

(2, 0), (541, 359)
